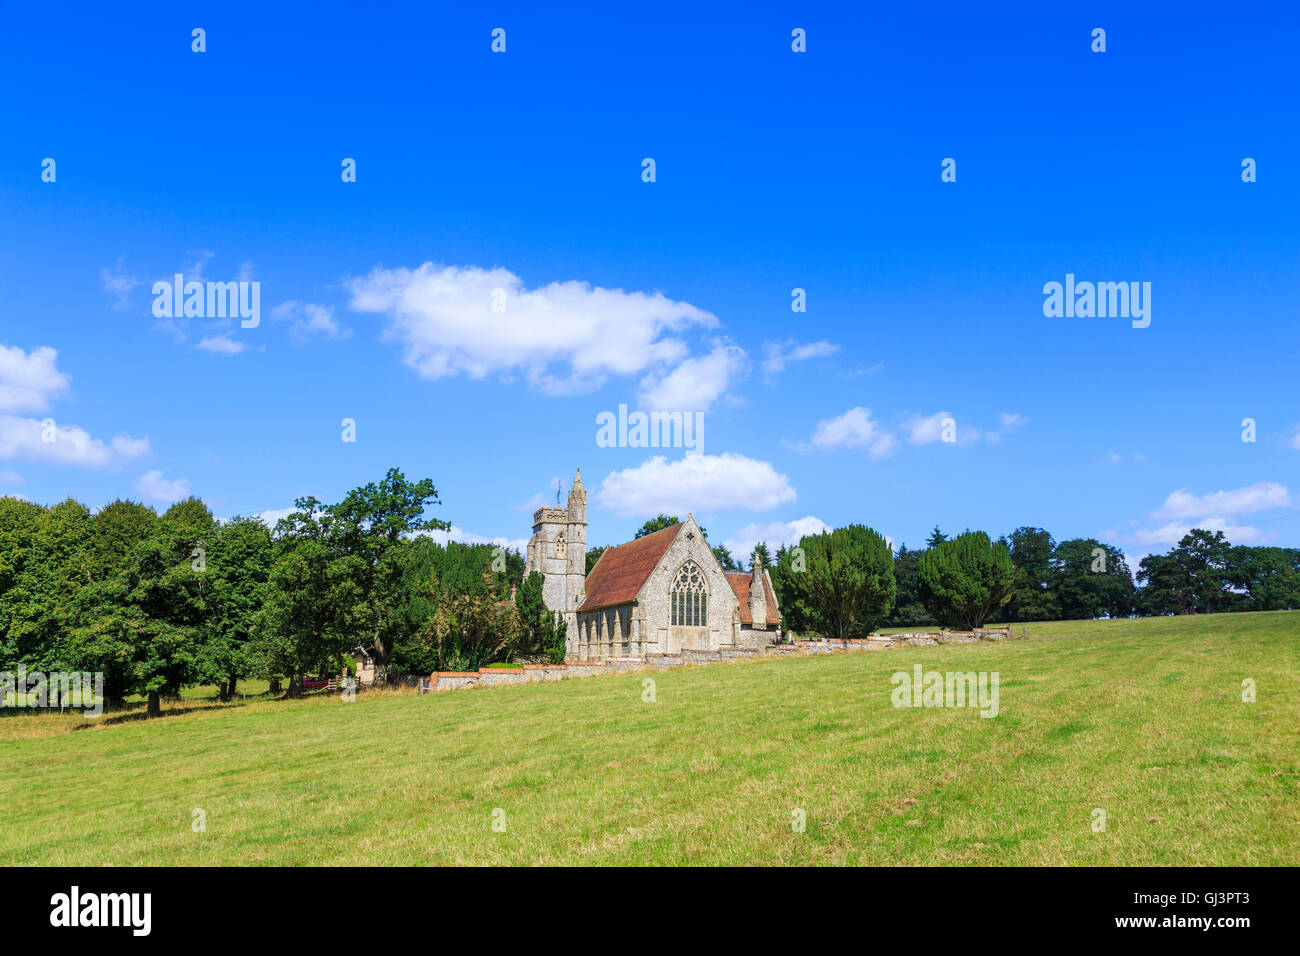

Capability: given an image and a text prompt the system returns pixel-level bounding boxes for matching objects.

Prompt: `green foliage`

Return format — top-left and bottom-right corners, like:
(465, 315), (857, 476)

(887, 543), (931, 627)
(1138, 529), (1234, 616)
(918, 531), (1014, 629)
(585, 545), (608, 574)
(712, 544), (738, 571)
(251, 538), (361, 698)
(1000, 527), (1060, 622)
(635, 514), (680, 538)
(1052, 538), (1134, 620)
(799, 525), (896, 639)
(635, 514), (709, 540)
(202, 516), (274, 695)
(1225, 546), (1300, 611)
(769, 543), (811, 635)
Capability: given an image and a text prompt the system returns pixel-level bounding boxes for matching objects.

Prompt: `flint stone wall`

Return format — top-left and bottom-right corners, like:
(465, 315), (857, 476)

(427, 628), (1013, 694)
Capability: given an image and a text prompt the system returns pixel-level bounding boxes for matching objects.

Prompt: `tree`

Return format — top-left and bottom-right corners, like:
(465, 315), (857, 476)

(20, 501), (98, 684)
(1138, 529), (1232, 615)
(302, 468), (450, 679)
(887, 543), (931, 627)
(515, 570), (558, 659)
(712, 544), (739, 571)
(203, 516), (274, 698)
(1000, 527), (1059, 622)
(586, 545), (608, 574)
(1052, 538), (1134, 620)
(635, 514), (709, 539)
(1174, 529), (1233, 613)
(799, 525), (896, 639)
(635, 514), (680, 538)
(769, 544), (811, 635)
(252, 539), (360, 698)
(917, 531), (1014, 629)
(1226, 546), (1300, 611)
(0, 496), (50, 669)
(424, 573), (526, 671)
(752, 542), (772, 570)
(1136, 552), (1191, 616)
(71, 497), (215, 716)
(925, 526), (948, 549)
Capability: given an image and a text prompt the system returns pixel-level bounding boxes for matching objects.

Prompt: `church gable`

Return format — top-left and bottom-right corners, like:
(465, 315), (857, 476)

(724, 570), (780, 625)
(633, 515), (740, 630)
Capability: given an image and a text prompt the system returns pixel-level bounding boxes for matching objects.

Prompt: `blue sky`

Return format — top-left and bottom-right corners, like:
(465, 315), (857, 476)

(1, 0), (1297, 564)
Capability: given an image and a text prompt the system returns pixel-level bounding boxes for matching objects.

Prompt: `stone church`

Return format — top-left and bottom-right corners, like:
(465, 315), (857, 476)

(525, 469), (781, 660)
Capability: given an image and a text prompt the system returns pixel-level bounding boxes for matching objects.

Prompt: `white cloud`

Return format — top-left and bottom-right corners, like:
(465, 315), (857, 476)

(135, 470), (192, 504)
(1289, 425), (1300, 451)
(1105, 451), (1124, 463)
(841, 361), (884, 379)
(637, 341), (748, 411)
(517, 476), (563, 512)
(184, 249), (215, 282)
(999, 412), (1028, 430)
(1152, 481), (1290, 520)
(596, 454), (796, 517)
(0, 469), (24, 485)
(101, 256), (142, 308)
(271, 300), (350, 340)
(723, 515), (831, 558)
(414, 525), (530, 554)
(196, 334), (248, 355)
(0, 415), (149, 469)
(0, 345), (70, 413)
(1132, 520), (1273, 549)
(346, 263), (714, 394)
(904, 410), (971, 445)
(255, 507), (298, 528)
(799, 406), (898, 458)
(761, 339), (839, 376)
(0, 346), (150, 470)
(1128, 481), (1291, 549)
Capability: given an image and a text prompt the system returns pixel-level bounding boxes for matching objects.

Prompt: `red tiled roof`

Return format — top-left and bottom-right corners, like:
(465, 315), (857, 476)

(578, 523), (682, 611)
(724, 570), (781, 625)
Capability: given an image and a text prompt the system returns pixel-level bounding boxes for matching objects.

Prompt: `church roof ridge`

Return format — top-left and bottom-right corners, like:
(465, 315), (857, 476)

(577, 522), (683, 612)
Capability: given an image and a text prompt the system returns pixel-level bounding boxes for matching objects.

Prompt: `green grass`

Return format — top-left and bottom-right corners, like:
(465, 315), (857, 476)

(2, 611), (1296, 865)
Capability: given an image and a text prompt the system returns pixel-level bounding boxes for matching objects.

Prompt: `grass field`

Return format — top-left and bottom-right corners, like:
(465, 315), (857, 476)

(2, 611), (1296, 865)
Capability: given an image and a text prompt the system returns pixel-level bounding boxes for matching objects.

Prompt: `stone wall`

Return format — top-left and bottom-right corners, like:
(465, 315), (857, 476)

(423, 628), (1014, 695)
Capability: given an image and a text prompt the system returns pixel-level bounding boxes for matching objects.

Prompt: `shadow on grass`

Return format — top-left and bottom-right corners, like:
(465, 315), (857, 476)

(66, 693), (284, 730)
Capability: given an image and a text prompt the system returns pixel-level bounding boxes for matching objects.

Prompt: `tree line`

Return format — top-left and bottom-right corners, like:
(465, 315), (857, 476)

(0, 469), (564, 716)
(763, 524), (1299, 640)
(6, 475), (1295, 714)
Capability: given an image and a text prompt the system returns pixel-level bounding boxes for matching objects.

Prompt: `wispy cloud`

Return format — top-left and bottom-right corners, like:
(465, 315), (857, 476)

(761, 339), (839, 377)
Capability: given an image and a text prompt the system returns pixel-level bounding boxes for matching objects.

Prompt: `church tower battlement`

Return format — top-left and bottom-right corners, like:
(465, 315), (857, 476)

(525, 468), (587, 635)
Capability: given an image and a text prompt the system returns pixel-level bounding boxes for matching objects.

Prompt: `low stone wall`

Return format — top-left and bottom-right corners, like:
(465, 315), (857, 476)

(426, 629), (1014, 695)
(477, 667), (527, 687)
(429, 671), (480, 691)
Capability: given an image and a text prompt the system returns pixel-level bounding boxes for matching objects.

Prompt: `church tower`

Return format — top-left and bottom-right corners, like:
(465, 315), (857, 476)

(564, 468), (587, 625)
(749, 551), (769, 628)
(525, 467), (587, 637)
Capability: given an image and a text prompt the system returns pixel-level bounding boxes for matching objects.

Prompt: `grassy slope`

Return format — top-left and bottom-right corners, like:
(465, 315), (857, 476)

(1, 611), (1296, 865)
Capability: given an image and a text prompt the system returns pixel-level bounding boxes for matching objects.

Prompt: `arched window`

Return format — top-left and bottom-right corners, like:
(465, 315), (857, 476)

(555, 531), (566, 557)
(671, 560), (708, 627)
